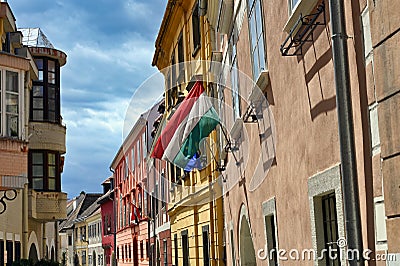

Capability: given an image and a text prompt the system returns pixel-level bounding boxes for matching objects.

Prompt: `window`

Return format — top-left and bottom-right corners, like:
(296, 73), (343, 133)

(131, 148), (135, 173)
(163, 239), (167, 266)
(138, 191), (142, 214)
(142, 132), (146, 158)
(247, 0), (266, 80)
(289, 0), (300, 12)
(230, 31), (241, 120)
(146, 240), (149, 258)
(230, 229), (236, 266)
(161, 173), (166, 208)
(68, 235), (72, 246)
(264, 215), (278, 266)
(6, 241), (13, 266)
(174, 234), (178, 266)
(5, 71), (19, 137)
(177, 32), (184, 76)
(29, 150), (61, 191)
(125, 158), (129, 179)
(192, 3), (201, 55)
(140, 241), (144, 259)
(322, 193), (339, 265)
(202, 226), (210, 266)
(181, 230), (189, 266)
(123, 201), (126, 227)
(143, 191), (148, 217)
(82, 251), (86, 266)
(31, 58), (60, 123)
(0, 70), (20, 138)
(119, 194), (123, 229)
(137, 142), (141, 166)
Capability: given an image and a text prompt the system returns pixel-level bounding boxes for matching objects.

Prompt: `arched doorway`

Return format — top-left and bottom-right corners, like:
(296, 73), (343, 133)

(28, 244), (39, 264)
(93, 251), (97, 266)
(239, 206), (256, 265)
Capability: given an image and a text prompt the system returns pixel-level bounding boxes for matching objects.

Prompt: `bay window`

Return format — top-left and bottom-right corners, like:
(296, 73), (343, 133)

(31, 58), (60, 123)
(29, 150), (61, 192)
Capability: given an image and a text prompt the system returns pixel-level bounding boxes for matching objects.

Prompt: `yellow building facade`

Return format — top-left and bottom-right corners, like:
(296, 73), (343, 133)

(152, 1), (224, 265)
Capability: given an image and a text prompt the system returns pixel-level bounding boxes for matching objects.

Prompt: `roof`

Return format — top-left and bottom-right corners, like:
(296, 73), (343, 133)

(98, 189), (114, 205)
(19, 28), (54, 48)
(59, 192), (103, 231)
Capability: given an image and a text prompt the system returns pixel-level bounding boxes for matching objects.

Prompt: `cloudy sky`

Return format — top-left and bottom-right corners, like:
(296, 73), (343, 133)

(10, 0), (167, 197)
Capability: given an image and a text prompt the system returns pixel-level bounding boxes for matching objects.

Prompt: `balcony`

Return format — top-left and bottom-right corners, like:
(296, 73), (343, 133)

(28, 190), (67, 221)
(28, 122), (66, 153)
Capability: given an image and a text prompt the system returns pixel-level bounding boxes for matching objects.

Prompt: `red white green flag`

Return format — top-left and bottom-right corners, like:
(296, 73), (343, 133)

(151, 81), (220, 170)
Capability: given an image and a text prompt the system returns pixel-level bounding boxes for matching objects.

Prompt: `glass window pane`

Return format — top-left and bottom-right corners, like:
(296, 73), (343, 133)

(6, 71), (18, 92)
(33, 98), (43, 109)
(48, 111), (56, 122)
(291, 0), (299, 10)
(33, 178), (43, 189)
(38, 71), (43, 82)
(48, 60), (56, 72)
(48, 178), (56, 190)
(48, 166), (56, 178)
(255, 0), (263, 37)
(6, 94), (18, 113)
(35, 59), (43, 70)
(33, 165), (43, 176)
(48, 87), (56, 99)
(247, 0), (254, 11)
(33, 86), (43, 97)
(249, 16), (257, 51)
(6, 115), (18, 137)
(258, 37), (266, 71)
(48, 73), (56, 84)
(32, 153), (43, 164)
(48, 99), (55, 111)
(48, 153), (56, 164)
(253, 52), (260, 80)
(33, 110), (43, 120)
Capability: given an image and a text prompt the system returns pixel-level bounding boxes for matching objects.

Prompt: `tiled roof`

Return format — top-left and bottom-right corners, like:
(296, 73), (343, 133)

(59, 192), (103, 231)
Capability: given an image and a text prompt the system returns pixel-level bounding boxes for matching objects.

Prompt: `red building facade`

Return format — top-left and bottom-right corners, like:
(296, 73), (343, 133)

(110, 103), (162, 266)
(99, 178), (114, 266)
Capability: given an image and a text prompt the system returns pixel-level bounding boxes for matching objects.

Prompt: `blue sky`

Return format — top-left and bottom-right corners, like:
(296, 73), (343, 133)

(9, 0), (167, 197)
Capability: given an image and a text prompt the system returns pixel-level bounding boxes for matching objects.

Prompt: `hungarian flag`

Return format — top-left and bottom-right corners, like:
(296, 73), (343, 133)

(151, 81), (220, 171)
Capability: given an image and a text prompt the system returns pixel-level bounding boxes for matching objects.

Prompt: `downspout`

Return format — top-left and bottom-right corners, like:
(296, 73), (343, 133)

(109, 167), (117, 266)
(22, 183), (29, 259)
(329, 0), (363, 263)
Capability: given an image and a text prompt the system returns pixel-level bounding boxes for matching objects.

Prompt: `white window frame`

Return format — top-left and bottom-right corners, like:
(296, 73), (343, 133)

(0, 68), (24, 139)
(288, 0), (300, 14)
(247, 0), (267, 81)
(229, 29), (241, 121)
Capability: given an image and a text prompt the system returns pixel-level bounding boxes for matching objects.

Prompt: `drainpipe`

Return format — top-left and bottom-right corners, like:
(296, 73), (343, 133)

(22, 183), (29, 259)
(109, 167), (117, 266)
(329, 0), (363, 263)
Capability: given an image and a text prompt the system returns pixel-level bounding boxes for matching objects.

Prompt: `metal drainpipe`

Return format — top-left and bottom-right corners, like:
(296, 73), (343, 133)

(109, 167), (117, 266)
(329, 0), (363, 263)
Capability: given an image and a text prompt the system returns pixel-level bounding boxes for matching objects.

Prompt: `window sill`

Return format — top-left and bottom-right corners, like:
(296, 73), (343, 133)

(283, 0), (320, 34)
(255, 70), (270, 92)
